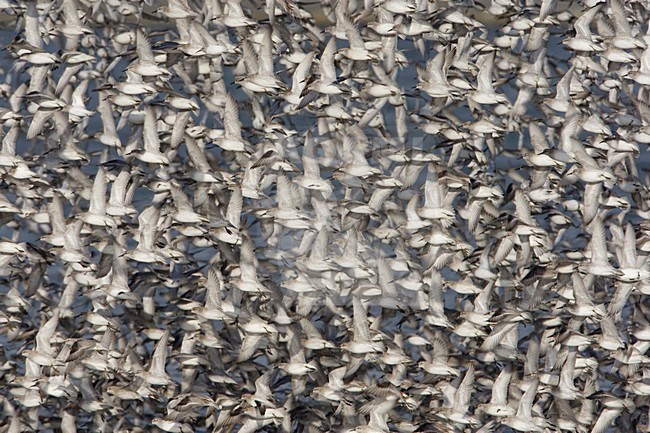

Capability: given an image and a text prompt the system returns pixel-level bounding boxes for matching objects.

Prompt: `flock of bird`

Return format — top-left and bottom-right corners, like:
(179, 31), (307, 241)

(2, 0), (650, 431)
